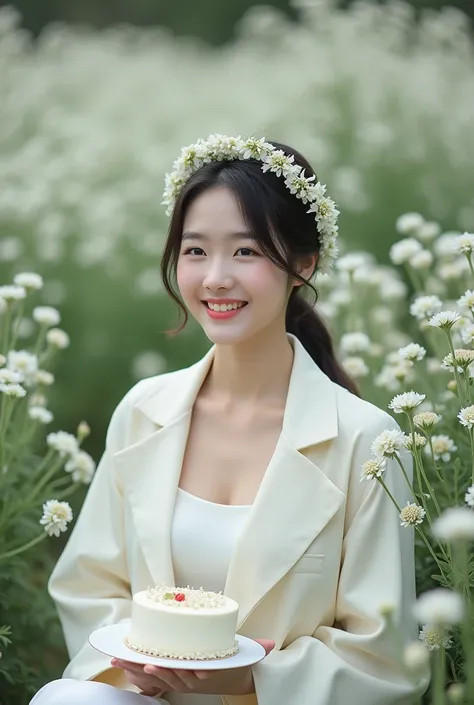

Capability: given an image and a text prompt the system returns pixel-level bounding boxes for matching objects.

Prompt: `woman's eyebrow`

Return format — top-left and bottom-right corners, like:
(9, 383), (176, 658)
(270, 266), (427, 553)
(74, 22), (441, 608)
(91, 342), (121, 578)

(182, 231), (254, 241)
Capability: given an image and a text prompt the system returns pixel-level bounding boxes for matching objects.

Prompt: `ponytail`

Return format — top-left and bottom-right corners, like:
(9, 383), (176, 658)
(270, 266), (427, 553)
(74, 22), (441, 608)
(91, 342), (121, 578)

(286, 291), (360, 396)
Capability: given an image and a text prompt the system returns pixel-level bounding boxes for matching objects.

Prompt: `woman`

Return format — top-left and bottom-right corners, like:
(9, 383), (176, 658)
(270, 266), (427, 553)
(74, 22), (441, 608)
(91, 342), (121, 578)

(31, 135), (427, 705)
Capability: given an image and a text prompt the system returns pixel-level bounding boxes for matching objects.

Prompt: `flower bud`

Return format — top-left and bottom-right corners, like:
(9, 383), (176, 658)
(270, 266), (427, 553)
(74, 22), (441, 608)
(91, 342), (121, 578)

(77, 421), (91, 441)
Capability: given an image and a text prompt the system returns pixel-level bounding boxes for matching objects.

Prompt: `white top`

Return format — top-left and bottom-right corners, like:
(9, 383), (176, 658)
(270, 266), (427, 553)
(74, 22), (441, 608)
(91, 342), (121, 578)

(166, 488), (251, 705)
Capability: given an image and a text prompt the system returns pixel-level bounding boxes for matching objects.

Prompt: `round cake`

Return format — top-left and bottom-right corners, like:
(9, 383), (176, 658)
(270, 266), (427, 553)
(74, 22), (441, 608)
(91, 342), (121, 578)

(124, 585), (239, 660)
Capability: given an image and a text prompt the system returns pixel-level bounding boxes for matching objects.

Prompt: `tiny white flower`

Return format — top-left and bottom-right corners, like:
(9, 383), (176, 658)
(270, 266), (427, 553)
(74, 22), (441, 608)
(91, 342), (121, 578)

(409, 295), (443, 321)
(28, 406), (53, 424)
(6, 350), (38, 386)
(340, 332), (371, 354)
(389, 238), (422, 265)
(371, 429), (406, 458)
(379, 278), (408, 301)
(461, 323), (474, 346)
(39, 499), (73, 537)
(0, 383), (27, 398)
(33, 306), (61, 328)
(342, 356), (369, 378)
(418, 625), (453, 651)
(65, 450), (96, 484)
(433, 232), (462, 259)
(409, 249), (433, 270)
(46, 328), (70, 349)
(437, 259), (468, 281)
(458, 405), (474, 429)
(403, 642), (430, 672)
(432, 507), (474, 542)
(388, 391), (426, 414)
(29, 393), (47, 407)
(428, 311), (462, 331)
(442, 349), (474, 372)
(413, 411), (442, 430)
(465, 485), (474, 508)
(396, 212), (425, 235)
(404, 433), (427, 451)
(0, 285), (26, 301)
(398, 343), (426, 362)
(426, 435), (457, 462)
(453, 232), (474, 255)
(360, 458), (386, 481)
(46, 431), (79, 458)
(414, 588), (464, 626)
(0, 368), (23, 384)
(417, 221), (441, 242)
(13, 272), (44, 290)
(457, 289), (474, 313)
(36, 370), (55, 386)
(399, 501), (426, 527)
(335, 252), (370, 273)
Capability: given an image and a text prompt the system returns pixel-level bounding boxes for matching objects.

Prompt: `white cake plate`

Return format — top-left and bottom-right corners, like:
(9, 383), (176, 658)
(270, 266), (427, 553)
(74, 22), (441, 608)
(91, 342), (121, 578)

(89, 620), (266, 670)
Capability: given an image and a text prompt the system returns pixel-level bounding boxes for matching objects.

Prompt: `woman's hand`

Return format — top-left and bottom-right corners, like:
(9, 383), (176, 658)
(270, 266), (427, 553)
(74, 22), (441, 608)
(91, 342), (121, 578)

(111, 639), (274, 696)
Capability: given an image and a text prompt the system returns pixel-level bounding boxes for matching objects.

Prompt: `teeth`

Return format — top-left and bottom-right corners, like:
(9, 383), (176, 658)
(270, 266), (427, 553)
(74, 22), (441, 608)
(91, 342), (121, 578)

(207, 302), (245, 311)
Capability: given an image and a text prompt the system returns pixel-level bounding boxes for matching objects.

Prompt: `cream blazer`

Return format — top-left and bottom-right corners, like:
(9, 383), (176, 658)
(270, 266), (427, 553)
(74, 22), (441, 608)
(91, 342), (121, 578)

(48, 334), (429, 705)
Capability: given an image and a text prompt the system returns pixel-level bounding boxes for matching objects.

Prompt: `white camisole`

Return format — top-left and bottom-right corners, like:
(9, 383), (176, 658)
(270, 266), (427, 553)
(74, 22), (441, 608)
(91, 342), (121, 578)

(166, 488), (251, 705)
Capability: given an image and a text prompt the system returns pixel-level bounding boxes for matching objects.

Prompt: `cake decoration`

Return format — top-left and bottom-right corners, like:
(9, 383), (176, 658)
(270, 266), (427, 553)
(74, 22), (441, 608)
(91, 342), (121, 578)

(124, 635), (239, 660)
(146, 585), (228, 609)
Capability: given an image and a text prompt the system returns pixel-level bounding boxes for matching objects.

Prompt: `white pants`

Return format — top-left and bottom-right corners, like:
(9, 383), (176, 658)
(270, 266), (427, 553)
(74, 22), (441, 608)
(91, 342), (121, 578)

(29, 679), (170, 705)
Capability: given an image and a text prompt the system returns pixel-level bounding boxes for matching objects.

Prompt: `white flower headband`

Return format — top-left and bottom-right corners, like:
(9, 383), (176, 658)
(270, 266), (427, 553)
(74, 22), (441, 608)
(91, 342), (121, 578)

(162, 134), (339, 273)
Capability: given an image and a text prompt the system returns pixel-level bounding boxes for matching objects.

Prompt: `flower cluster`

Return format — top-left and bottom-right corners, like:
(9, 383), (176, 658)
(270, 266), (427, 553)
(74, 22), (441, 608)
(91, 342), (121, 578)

(162, 135), (339, 274)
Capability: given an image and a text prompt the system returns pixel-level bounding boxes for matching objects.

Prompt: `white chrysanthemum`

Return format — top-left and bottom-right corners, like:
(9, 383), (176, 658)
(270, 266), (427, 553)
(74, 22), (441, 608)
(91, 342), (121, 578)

(36, 370), (55, 386)
(375, 361), (415, 392)
(453, 232), (474, 255)
(417, 221), (441, 242)
(65, 450), (96, 484)
(437, 259), (468, 281)
(418, 625), (453, 651)
(457, 289), (474, 312)
(409, 295), (443, 321)
(433, 232), (461, 259)
(409, 249), (433, 270)
(0, 368), (23, 384)
(400, 501), (426, 527)
(360, 458), (386, 481)
(0, 285), (26, 301)
(0, 383), (27, 398)
(46, 328), (70, 349)
(28, 406), (53, 424)
(461, 324), (474, 346)
(39, 499), (73, 537)
(404, 433), (427, 451)
(395, 213), (425, 236)
(389, 238), (422, 265)
(371, 429), (406, 458)
(458, 405), (474, 429)
(465, 485), (474, 507)
(32, 306), (61, 328)
(432, 507), (474, 541)
(340, 332), (371, 354)
(379, 278), (408, 302)
(46, 431), (79, 458)
(342, 356), (369, 378)
(403, 642), (430, 672)
(6, 350), (38, 386)
(413, 411), (442, 430)
(13, 272), (44, 290)
(414, 588), (464, 626)
(428, 311), (462, 330)
(261, 149), (296, 178)
(388, 391), (426, 414)
(426, 435), (457, 462)
(398, 343), (427, 362)
(335, 252), (370, 274)
(442, 349), (474, 372)
(29, 393), (47, 407)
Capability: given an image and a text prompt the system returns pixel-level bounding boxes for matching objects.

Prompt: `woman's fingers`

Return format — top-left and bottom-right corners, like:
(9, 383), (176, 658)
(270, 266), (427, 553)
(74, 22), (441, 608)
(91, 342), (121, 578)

(143, 665), (196, 690)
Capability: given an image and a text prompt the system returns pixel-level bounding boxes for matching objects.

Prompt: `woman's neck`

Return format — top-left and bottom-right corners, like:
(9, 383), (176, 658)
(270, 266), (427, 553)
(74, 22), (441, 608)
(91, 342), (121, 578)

(201, 330), (294, 410)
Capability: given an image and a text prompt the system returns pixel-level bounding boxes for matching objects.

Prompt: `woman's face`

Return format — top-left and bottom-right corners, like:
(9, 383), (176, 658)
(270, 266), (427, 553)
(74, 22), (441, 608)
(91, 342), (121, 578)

(176, 186), (292, 346)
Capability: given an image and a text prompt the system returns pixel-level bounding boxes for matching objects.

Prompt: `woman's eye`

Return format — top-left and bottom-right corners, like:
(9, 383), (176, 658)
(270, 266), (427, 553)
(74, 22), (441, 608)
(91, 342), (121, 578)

(236, 248), (257, 256)
(183, 247), (205, 256)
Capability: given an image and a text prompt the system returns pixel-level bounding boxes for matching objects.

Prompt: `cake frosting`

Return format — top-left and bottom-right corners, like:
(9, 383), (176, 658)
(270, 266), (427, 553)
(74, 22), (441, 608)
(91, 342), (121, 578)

(124, 585), (239, 660)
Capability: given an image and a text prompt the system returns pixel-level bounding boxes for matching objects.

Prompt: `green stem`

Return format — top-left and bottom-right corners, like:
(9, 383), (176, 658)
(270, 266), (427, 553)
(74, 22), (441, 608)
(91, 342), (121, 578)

(0, 531), (47, 562)
(432, 642), (446, 705)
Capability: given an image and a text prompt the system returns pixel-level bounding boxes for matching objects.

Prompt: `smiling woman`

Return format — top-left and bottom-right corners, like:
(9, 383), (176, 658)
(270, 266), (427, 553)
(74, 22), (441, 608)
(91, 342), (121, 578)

(32, 135), (428, 705)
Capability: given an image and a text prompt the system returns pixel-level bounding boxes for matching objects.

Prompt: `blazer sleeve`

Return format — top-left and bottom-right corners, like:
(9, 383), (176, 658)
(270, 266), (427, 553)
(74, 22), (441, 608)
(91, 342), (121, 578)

(226, 415), (430, 705)
(48, 381), (146, 690)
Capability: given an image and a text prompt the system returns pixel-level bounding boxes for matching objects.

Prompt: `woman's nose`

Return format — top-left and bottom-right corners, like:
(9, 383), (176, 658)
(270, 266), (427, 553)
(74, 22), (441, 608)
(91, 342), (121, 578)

(203, 259), (234, 291)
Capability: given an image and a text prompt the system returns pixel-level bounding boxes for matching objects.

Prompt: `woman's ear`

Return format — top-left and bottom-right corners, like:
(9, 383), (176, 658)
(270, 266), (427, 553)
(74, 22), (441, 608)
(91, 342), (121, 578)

(293, 254), (318, 286)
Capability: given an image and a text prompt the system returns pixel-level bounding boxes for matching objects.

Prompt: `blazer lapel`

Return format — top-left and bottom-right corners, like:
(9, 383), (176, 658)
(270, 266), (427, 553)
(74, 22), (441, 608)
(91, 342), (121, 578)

(114, 335), (344, 628)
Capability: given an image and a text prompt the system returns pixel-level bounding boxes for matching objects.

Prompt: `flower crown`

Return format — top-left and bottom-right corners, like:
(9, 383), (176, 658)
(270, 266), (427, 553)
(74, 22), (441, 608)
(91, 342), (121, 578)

(162, 134), (339, 273)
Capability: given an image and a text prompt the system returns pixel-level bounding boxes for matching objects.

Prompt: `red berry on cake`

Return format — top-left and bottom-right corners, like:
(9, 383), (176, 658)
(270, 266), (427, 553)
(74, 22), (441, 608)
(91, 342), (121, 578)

(175, 592), (186, 602)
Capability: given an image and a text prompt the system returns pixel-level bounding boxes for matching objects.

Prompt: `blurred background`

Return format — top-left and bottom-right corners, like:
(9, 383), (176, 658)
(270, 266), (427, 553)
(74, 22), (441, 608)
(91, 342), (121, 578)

(0, 0), (473, 697)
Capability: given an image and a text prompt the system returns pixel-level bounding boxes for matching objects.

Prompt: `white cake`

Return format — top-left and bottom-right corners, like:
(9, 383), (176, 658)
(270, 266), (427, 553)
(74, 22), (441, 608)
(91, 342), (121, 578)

(124, 585), (240, 660)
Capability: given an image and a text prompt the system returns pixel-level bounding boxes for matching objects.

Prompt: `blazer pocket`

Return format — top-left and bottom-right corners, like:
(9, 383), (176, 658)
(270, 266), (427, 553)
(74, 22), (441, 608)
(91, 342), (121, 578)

(289, 553), (325, 574)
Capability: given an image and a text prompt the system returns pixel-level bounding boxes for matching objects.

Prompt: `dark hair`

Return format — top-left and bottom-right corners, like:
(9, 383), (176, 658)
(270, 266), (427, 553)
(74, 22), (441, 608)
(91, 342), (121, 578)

(160, 140), (359, 396)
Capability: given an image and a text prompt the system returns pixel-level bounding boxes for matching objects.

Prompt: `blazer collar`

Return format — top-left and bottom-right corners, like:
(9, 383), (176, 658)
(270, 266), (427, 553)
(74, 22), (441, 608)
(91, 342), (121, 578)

(134, 333), (338, 450)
